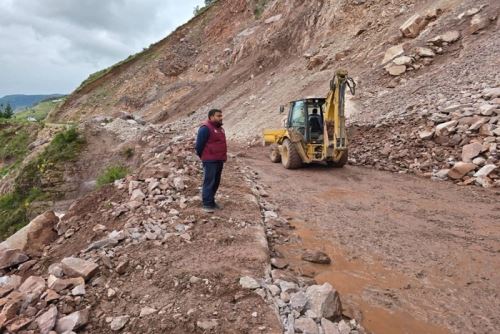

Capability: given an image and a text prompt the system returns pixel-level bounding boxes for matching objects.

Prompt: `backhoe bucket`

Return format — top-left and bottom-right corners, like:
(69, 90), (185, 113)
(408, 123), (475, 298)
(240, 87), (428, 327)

(263, 129), (287, 146)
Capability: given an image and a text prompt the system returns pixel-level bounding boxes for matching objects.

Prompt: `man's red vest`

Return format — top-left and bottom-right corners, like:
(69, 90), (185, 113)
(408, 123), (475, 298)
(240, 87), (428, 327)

(201, 120), (227, 162)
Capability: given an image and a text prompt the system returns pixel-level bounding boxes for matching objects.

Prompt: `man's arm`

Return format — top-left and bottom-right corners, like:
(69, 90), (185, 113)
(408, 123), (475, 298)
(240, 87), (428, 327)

(195, 126), (209, 157)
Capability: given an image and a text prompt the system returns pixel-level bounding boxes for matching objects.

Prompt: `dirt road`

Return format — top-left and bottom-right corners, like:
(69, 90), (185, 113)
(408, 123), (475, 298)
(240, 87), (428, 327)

(240, 146), (500, 334)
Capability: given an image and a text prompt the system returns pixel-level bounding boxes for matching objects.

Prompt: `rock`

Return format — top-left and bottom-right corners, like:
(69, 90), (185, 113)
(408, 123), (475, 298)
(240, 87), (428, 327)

(493, 127), (500, 137)
(84, 237), (119, 252)
(385, 64), (406, 76)
(48, 263), (64, 278)
(305, 283), (342, 320)
(18, 275), (46, 298)
(0, 275), (22, 290)
(338, 320), (351, 334)
(301, 250), (331, 264)
(239, 276), (260, 289)
(321, 318), (341, 334)
(36, 305), (58, 334)
(415, 46), (435, 57)
(479, 124), (493, 136)
(393, 56), (413, 66)
(265, 14), (282, 24)
(448, 162), (477, 180)
(470, 14), (490, 34)
(0, 248), (29, 269)
(435, 120), (458, 136)
(5, 317), (32, 332)
(71, 285), (86, 296)
(115, 260), (129, 275)
(472, 157), (486, 166)
(196, 319), (218, 330)
(278, 280), (299, 293)
(429, 30), (460, 45)
(130, 189), (145, 202)
(474, 164), (497, 177)
(462, 142), (483, 162)
(294, 317), (319, 334)
(61, 257), (99, 281)
(47, 275), (84, 292)
(418, 129), (434, 140)
(55, 310), (89, 333)
(268, 284), (281, 296)
(400, 14), (428, 38)
(483, 87), (500, 99)
(140, 307), (157, 317)
(173, 177), (185, 191)
(307, 55), (327, 70)
(382, 44), (404, 64)
(290, 291), (308, 312)
(271, 258), (288, 269)
(110, 315), (129, 331)
(0, 211), (58, 253)
(469, 118), (489, 131)
(479, 104), (496, 116)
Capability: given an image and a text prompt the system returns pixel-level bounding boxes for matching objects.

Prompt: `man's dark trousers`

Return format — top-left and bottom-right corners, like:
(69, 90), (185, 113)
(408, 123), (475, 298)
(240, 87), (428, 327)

(202, 161), (224, 208)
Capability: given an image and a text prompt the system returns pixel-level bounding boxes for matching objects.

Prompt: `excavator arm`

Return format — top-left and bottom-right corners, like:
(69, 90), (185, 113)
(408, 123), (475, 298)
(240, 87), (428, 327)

(322, 69), (356, 159)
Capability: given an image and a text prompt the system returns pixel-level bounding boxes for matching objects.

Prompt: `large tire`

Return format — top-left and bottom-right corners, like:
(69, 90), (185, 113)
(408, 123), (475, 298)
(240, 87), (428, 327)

(327, 150), (348, 168)
(269, 144), (281, 163)
(281, 139), (303, 169)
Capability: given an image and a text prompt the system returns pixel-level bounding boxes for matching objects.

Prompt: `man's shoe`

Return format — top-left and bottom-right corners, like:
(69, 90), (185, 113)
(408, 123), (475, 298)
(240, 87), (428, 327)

(202, 206), (215, 213)
(214, 203), (222, 210)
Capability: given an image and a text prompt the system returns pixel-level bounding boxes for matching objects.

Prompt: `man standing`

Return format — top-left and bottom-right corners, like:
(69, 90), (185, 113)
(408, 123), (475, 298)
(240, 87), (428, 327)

(196, 109), (227, 213)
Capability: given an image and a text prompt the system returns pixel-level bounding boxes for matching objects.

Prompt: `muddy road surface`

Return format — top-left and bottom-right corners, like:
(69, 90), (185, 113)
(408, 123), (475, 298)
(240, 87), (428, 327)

(240, 146), (500, 334)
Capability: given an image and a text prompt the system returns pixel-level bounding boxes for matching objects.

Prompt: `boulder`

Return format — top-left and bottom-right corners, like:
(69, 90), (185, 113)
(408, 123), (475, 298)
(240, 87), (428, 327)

(321, 318), (341, 334)
(18, 276), (46, 300)
(239, 276), (260, 289)
(301, 250), (332, 264)
(435, 120), (458, 136)
(55, 310), (89, 333)
(415, 46), (435, 57)
(400, 14), (428, 38)
(393, 56), (413, 66)
(0, 211), (58, 253)
(61, 257), (99, 281)
(0, 248), (29, 269)
(462, 142), (483, 162)
(130, 189), (145, 202)
(294, 317), (319, 334)
(470, 14), (490, 34)
(305, 283), (342, 320)
(428, 30), (460, 45)
(36, 305), (58, 334)
(483, 87), (500, 99)
(479, 104), (496, 116)
(474, 164), (497, 177)
(448, 162), (477, 180)
(385, 64), (406, 76)
(382, 44), (404, 65)
(418, 129), (434, 140)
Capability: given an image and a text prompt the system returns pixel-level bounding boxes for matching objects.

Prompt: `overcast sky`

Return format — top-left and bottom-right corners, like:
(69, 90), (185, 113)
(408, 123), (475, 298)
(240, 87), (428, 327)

(0, 0), (204, 96)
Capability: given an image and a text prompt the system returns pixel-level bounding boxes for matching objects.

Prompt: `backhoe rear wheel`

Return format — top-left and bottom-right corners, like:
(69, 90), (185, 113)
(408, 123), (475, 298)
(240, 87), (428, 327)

(281, 139), (302, 169)
(269, 144), (281, 163)
(327, 150), (348, 168)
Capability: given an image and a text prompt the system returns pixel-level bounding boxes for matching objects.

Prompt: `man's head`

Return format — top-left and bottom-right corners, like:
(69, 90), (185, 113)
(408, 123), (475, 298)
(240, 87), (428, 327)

(312, 108), (318, 115)
(208, 109), (223, 126)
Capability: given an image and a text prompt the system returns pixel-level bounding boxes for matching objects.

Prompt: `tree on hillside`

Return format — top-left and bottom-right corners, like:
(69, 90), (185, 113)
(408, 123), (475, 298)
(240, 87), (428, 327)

(0, 103), (13, 119)
(205, 0), (215, 5)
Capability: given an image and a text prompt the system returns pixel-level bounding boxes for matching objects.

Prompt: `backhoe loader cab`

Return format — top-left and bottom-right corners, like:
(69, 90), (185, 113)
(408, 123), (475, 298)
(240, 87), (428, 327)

(263, 70), (355, 169)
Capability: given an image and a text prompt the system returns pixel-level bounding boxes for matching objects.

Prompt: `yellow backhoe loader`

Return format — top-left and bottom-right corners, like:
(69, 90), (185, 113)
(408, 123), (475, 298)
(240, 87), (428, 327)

(263, 69), (356, 169)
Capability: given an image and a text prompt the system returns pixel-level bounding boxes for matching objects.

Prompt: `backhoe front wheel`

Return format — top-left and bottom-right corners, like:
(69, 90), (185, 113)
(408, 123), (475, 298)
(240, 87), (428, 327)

(269, 144), (281, 163)
(281, 139), (302, 169)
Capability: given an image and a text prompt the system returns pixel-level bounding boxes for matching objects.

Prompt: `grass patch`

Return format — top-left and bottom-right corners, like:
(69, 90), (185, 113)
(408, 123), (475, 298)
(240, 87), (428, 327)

(14, 97), (65, 122)
(0, 121), (39, 178)
(0, 127), (85, 240)
(97, 165), (128, 187)
(254, 0), (269, 18)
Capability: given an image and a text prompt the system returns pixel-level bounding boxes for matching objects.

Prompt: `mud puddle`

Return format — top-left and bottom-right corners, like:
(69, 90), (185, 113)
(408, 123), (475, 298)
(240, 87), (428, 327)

(278, 214), (450, 334)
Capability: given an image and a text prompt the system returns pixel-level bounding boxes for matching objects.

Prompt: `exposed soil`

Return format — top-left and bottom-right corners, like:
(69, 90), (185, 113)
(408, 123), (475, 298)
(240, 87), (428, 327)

(240, 145), (500, 334)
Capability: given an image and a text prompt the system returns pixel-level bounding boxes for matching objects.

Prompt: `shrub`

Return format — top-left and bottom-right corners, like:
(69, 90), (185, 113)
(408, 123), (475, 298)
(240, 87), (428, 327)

(97, 165), (128, 187)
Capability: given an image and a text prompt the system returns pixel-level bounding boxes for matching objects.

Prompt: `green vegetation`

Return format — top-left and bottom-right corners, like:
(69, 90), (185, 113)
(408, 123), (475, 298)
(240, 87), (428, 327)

(14, 97), (65, 122)
(97, 165), (128, 187)
(0, 103), (14, 119)
(194, 0), (217, 16)
(254, 0), (269, 18)
(0, 121), (38, 177)
(0, 127), (85, 239)
(121, 147), (135, 159)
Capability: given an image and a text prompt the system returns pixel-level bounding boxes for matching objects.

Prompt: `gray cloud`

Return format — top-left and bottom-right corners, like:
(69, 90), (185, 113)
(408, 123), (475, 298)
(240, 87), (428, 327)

(0, 0), (204, 95)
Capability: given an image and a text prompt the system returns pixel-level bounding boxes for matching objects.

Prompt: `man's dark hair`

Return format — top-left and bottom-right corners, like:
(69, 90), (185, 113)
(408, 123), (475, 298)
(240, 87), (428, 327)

(208, 109), (222, 118)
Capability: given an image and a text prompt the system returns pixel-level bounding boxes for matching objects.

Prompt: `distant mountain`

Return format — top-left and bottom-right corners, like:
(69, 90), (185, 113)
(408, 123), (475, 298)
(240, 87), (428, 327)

(0, 94), (65, 111)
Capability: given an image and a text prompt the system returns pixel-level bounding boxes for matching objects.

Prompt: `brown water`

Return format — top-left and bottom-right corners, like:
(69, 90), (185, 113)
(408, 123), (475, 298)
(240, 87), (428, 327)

(278, 217), (450, 334)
